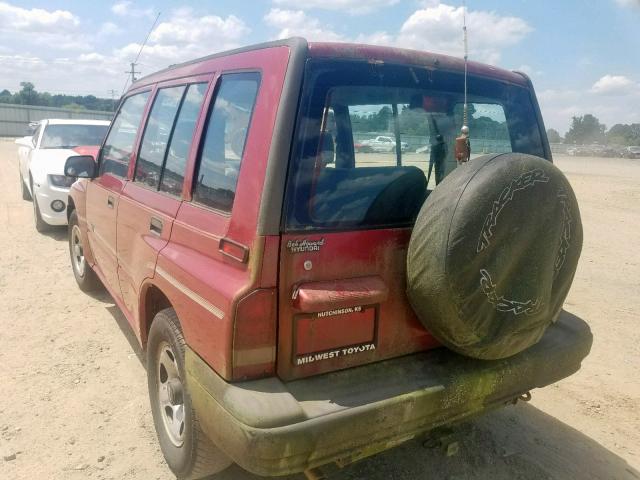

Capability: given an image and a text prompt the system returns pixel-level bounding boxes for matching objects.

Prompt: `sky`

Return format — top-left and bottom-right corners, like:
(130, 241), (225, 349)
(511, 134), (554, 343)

(0, 0), (638, 134)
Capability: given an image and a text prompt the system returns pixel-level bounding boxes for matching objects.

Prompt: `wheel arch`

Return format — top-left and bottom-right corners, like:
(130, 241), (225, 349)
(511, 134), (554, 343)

(67, 196), (76, 221)
(139, 281), (173, 349)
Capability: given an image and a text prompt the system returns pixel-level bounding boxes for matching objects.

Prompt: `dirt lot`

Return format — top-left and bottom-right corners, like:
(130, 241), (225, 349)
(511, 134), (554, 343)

(0, 138), (638, 480)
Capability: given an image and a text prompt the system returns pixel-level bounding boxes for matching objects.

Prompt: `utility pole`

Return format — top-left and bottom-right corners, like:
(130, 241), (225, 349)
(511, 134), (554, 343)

(125, 62), (140, 84)
(108, 89), (118, 112)
(120, 11), (160, 97)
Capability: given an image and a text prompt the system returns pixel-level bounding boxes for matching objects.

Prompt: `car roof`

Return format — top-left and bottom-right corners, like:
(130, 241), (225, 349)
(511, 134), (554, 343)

(132, 37), (529, 91)
(43, 119), (111, 126)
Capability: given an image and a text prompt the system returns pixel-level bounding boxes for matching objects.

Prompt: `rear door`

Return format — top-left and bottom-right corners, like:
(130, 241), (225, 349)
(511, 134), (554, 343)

(86, 91), (150, 293)
(116, 78), (210, 334)
(160, 71), (263, 378)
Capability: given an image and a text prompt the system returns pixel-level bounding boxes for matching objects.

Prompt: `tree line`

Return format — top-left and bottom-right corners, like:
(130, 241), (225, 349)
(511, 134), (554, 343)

(351, 104), (508, 139)
(547, 114), (639, 146)
(0, 82), (115, 112)
(3, 81), (639, 146)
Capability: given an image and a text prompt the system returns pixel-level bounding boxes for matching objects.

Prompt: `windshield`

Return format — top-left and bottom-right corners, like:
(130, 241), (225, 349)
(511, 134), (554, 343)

(40, 124), (109, 149)
(284, 59), (547, 231)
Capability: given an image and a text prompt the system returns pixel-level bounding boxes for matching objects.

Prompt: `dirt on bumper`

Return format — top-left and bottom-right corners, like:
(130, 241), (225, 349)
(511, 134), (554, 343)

(186, 310), (592, 476)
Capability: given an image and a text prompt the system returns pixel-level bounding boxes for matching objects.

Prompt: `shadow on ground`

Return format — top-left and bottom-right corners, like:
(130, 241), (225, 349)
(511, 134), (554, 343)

(105, 301), (146, 367)
(42, 224), (67, 241)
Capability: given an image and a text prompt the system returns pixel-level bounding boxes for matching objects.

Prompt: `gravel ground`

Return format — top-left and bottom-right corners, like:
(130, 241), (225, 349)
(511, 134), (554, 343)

(0, 138), (638, 479)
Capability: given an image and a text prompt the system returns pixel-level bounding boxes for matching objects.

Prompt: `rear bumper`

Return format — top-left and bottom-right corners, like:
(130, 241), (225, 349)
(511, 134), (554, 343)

(186, 310), (592, 476)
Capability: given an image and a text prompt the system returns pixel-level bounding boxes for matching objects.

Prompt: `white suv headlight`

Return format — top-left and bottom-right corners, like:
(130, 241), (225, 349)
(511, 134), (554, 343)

(49, 174), (75, 188)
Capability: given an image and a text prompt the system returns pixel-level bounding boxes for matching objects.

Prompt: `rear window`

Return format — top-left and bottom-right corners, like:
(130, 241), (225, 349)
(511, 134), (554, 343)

(284, 59), (546, 232)
(40, 124), (109, 149)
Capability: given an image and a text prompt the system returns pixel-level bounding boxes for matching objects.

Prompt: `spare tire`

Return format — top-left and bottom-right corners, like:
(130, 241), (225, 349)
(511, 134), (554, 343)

(407, 153), (582, 359)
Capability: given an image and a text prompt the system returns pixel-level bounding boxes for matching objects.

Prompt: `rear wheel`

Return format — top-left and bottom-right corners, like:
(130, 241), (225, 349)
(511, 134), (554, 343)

(147, 309), (232, 479)
(68, 210), (101, 292)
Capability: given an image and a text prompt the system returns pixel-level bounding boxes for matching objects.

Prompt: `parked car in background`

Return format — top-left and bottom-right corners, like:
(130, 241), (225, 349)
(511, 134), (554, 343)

(621, 146), (640, 159)
(16, 119), (110, 231)
(567, 144), (619, 158)
(62, 38), (591, 479)
(355, 135), (408, 153)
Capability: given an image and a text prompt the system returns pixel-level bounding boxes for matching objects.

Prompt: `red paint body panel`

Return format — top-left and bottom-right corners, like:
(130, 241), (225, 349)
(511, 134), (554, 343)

(85, 175), (125, 294)
(278, 229), (440, 380)
(307, 42), (528, 86)
(72, 145), (100, 159)
(116, 182), (181, 337)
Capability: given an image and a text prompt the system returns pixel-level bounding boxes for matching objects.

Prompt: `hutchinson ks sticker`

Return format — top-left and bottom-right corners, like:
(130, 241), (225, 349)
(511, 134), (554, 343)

(287, 238), (325, 254)
(316, 306), (362, 317)
(295, 343), (376, 366)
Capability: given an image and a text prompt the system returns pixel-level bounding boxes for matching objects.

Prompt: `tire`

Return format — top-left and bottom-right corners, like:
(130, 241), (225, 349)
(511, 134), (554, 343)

(31, 180), (49, 233)
(147, 309), (232, 479)
(20, 172), (31, 201)
(68, 210), (101, 292)
(407, 153), (583, 360)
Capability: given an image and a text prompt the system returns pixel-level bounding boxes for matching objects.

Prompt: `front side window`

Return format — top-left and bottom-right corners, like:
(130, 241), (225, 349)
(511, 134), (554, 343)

(100, 92), (150, 177)
(192, 72), (260, 212)
(285, 59), (545, 231)
(135, 86), (186, 189)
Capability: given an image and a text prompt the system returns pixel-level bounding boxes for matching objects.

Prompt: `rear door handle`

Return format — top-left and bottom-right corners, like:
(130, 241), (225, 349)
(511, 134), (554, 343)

(107, 195), (115, 209)
(150, 217), (163, 236)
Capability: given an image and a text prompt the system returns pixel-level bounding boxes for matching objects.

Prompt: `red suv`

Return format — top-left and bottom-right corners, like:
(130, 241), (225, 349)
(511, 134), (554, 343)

(64, 38), (592, 479)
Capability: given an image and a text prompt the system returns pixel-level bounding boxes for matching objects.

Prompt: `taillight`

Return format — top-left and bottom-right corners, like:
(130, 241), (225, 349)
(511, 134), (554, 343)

(232, 289), (277, 380)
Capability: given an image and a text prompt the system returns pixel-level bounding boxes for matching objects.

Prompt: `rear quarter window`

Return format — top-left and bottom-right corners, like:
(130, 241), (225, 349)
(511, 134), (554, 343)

(192, 72), (261, 213)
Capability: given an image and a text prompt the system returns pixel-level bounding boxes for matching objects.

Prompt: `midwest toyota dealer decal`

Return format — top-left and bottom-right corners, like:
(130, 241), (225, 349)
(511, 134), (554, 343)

(295, 306), (376, 366)
(287, 238), (325, 253)
(296, 343), (376, 366)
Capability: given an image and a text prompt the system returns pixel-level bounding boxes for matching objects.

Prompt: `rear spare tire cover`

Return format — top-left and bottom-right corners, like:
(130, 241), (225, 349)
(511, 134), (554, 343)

(407, 153), (582, 359)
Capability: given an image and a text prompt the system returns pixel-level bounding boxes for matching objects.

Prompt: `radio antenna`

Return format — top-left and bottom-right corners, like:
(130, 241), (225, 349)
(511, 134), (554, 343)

(455, 0), (471, 165)
(462, 0), (469, 132)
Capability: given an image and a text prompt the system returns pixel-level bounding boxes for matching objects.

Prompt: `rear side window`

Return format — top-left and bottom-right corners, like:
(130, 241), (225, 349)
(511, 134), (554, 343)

(100, 91), (150, 177)
(136, 86), (186, 188)
(160, 83), (208, 196)
(192, 72), (260, 212)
